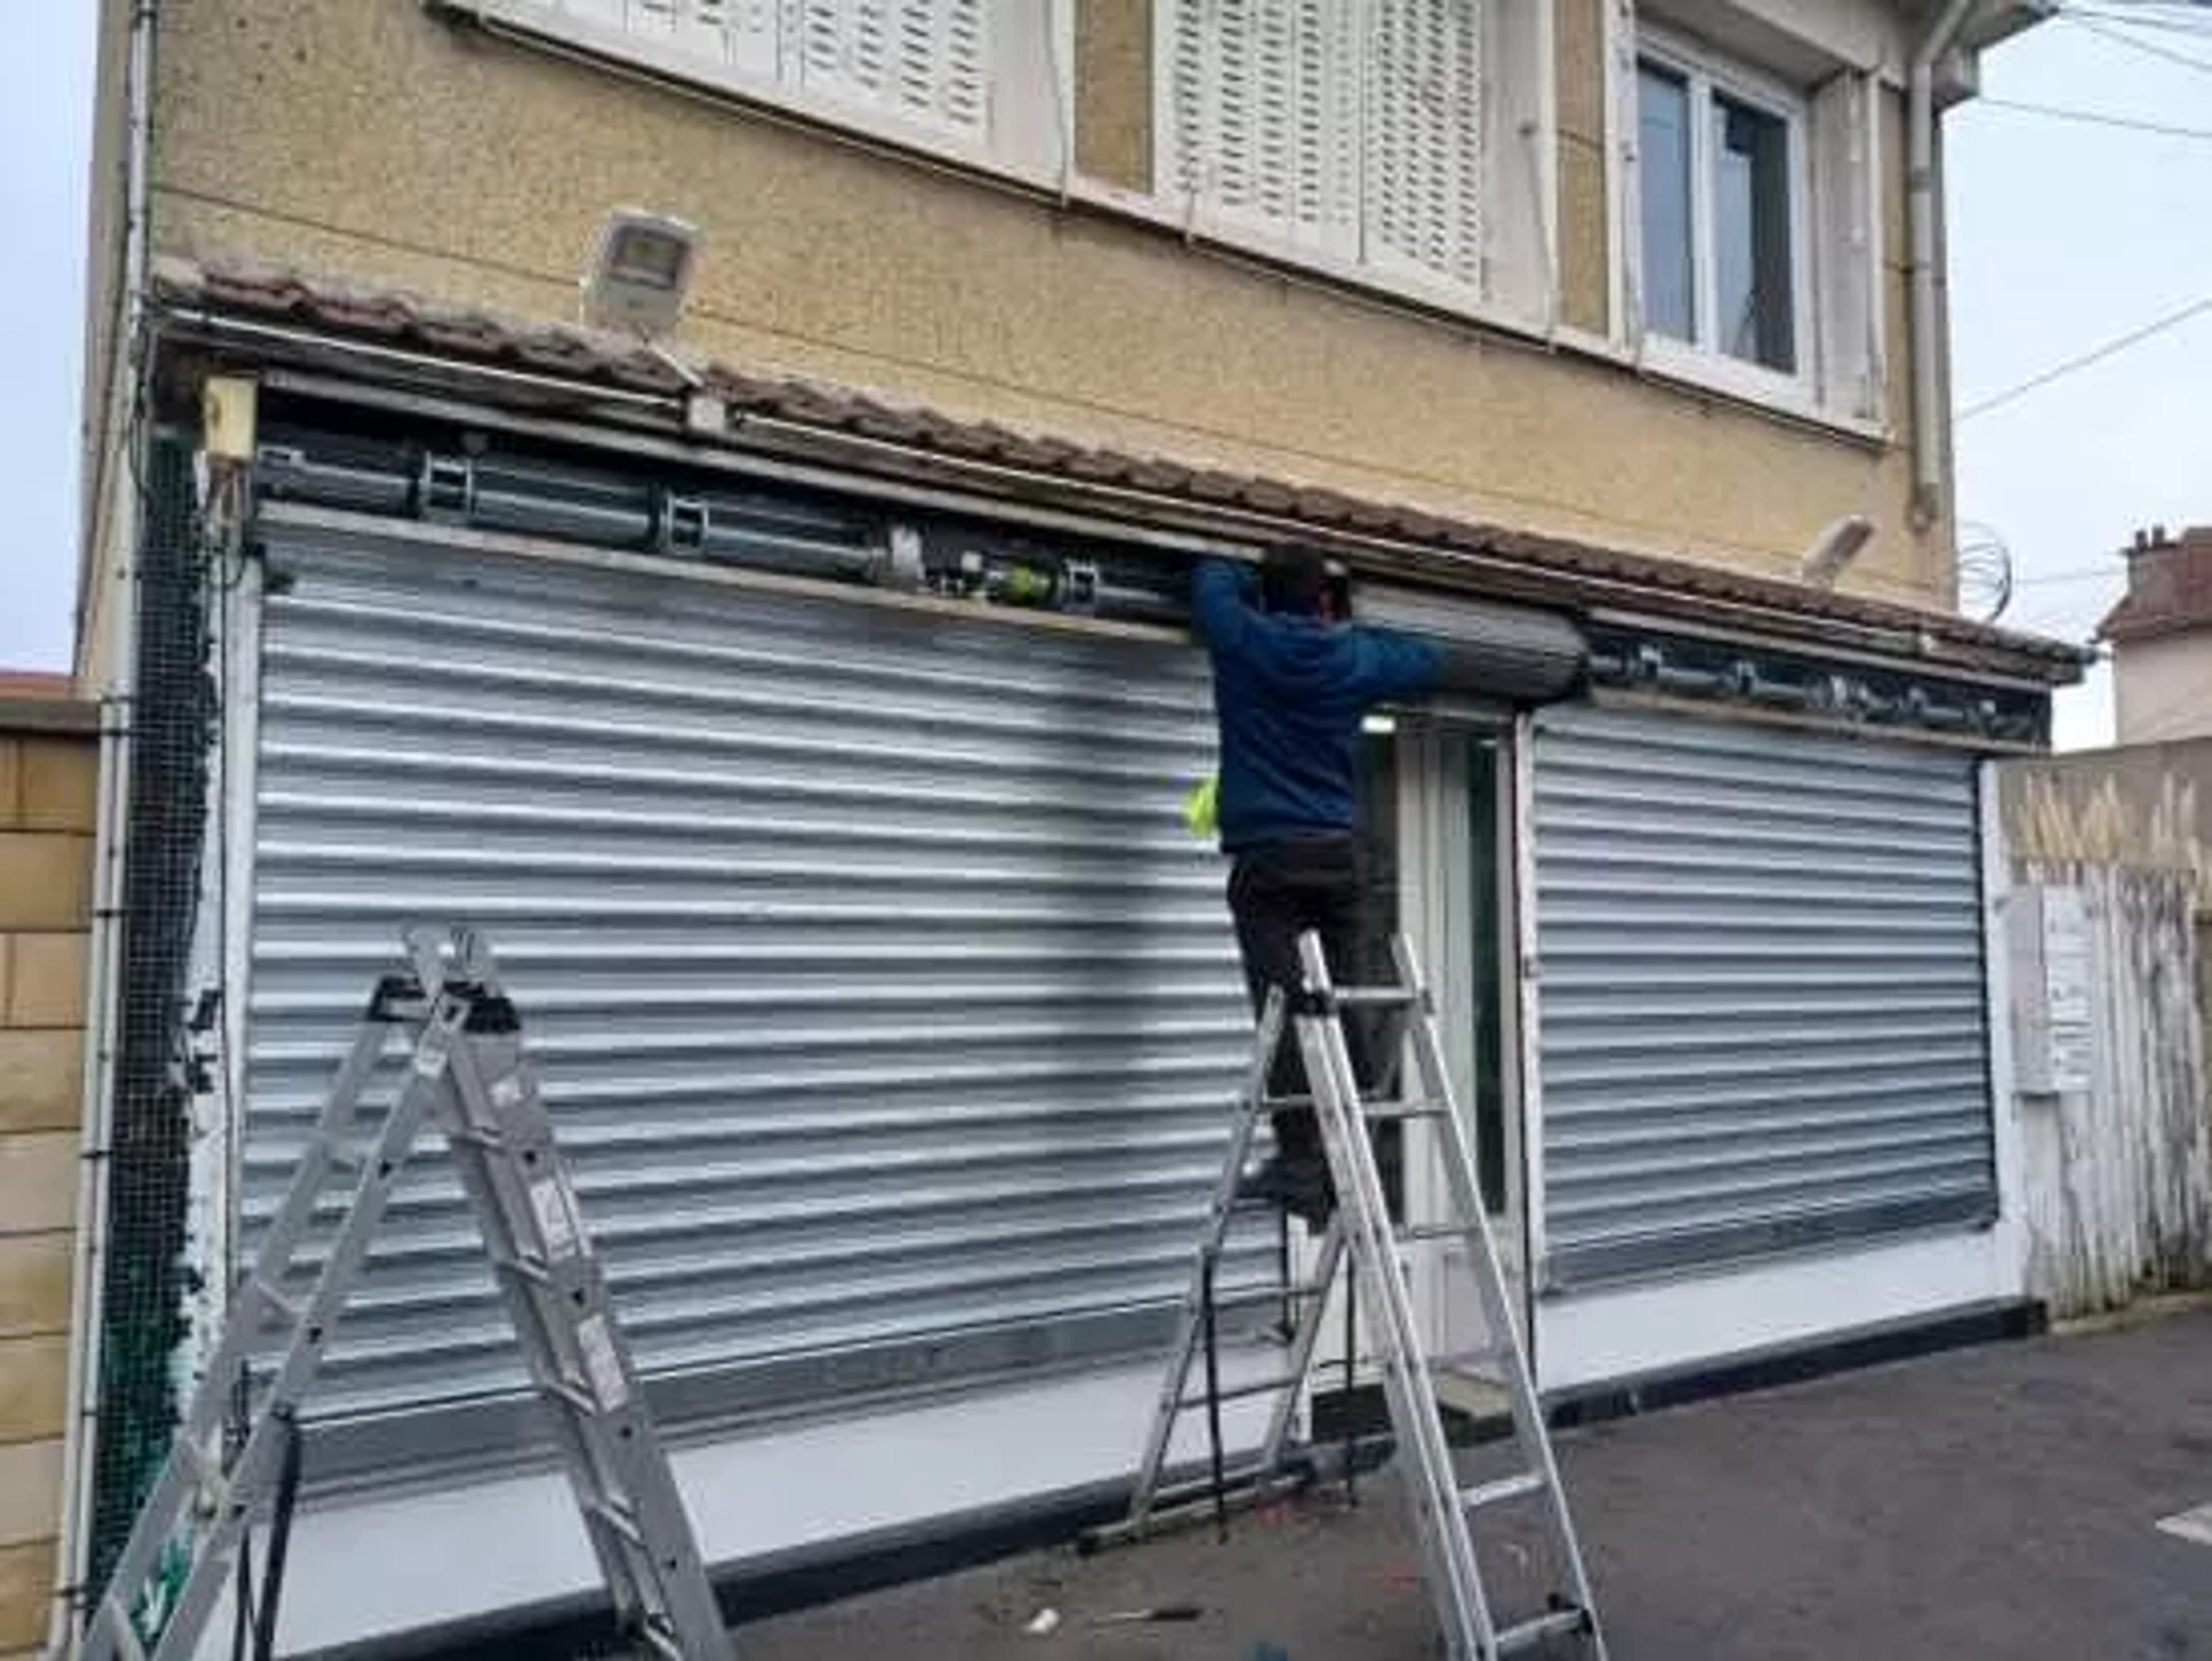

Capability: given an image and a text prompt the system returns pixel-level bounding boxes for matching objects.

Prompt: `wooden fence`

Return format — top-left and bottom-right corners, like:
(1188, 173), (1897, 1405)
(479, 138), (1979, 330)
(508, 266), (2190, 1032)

(2015, 864), (2211, 1319)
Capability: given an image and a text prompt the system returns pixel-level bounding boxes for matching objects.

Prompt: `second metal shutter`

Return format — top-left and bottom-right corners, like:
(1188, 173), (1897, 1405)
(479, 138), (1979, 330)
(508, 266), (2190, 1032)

(244, 518), (1263, 1475)
(1532, 705), (1995, 1287)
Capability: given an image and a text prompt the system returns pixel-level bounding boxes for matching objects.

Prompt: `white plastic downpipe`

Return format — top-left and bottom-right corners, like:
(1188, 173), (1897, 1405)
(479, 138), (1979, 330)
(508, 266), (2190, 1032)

(1908, 0), (1982, 528)
(49, 3), (159, 1656)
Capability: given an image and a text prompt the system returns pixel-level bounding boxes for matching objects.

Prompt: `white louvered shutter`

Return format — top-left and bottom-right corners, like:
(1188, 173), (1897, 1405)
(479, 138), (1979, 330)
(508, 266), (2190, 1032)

(796, 0), (990, 142)
(1365, 0), (1483, 294)
(1809, 69), (1885, 422)
(1165, 0), (1360, 265)
(675, 0), (780, 73)
(555, 1), (780, 78)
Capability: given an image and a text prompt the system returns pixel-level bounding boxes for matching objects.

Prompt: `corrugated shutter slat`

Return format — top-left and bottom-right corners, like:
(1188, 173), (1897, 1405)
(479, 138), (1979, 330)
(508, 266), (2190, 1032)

(246, 530), (1268, 1429)
(1533, 707), (1995, 1287)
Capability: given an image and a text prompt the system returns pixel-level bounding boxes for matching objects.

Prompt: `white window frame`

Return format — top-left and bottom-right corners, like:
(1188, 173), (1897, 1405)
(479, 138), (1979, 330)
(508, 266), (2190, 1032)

(449, 0), (1068, 187)
(1139, 0), (1559, 331)
(1630, 25), (1816, 412)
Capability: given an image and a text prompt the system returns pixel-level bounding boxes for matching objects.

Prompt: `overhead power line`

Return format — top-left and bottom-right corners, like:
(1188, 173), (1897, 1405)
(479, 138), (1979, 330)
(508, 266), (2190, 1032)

(2066, 0), (2212, 15)
(2012, 566), (2128, 588)
(2059, 5), (2212, 39)
(1956, 294), (2212, 422)
(2061, 10), (2212, 69)
(1973, 96), (2212, 140)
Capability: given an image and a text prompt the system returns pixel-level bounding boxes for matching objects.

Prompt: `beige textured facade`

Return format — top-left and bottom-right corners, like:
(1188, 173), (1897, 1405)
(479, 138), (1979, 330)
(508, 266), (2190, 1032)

(82, 0), (1965, 671)
(2115, 634), (2212, 746)
(0, 701), (95, 1661)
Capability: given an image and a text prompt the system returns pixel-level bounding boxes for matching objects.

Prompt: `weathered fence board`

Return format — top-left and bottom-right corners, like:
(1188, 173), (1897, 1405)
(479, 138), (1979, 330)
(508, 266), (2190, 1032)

(2016, 865), (2211, 1319)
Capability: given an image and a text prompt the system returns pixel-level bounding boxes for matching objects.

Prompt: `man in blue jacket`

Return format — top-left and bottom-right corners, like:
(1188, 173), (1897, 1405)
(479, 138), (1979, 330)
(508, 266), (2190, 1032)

(1192, 547), (1442, 1225)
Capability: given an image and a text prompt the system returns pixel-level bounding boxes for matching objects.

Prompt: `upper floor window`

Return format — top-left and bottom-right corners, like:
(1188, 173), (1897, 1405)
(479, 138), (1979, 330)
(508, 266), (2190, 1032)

(1155, 0), (1550, 320)
(1626, 22), (1886, 427)
(1635, 39), (1806, 384)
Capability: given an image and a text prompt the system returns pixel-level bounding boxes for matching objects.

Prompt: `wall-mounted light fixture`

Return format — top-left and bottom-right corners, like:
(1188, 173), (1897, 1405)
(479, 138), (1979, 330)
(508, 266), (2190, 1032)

(581, 209), (702, 339)
(1800, 515), (1876, 590)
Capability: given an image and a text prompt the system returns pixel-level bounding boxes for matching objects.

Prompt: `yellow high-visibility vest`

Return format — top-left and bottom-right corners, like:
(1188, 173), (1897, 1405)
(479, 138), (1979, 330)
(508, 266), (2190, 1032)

(1182, 774), (1219, 839)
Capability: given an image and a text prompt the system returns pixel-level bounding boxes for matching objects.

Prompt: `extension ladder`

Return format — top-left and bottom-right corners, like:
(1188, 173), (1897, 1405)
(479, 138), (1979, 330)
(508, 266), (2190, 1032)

(1100, 930), (1607, 1660)
(82, 927), (735, 1661)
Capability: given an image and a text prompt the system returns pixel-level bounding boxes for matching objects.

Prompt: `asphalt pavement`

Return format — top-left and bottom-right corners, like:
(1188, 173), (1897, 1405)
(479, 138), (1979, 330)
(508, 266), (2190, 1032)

(734, 1303), (2212, 1660)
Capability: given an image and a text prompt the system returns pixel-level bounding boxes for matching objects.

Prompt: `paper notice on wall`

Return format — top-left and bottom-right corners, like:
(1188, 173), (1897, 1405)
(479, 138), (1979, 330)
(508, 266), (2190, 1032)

(576, 1314), (631, 1413)
(2040, 886), (2094, 1095)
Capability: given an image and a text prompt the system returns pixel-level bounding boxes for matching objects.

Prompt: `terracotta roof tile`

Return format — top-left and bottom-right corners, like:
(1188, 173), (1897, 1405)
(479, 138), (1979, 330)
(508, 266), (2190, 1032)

(148, 255), (2089, 677)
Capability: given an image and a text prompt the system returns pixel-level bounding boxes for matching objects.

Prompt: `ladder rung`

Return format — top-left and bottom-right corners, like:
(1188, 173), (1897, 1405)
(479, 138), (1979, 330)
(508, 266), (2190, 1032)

(1205, 1280), (1331, 1312)
(1151, 1458), (1286, 1509)
(587, 1498), (646, 1548)
(544, 1376), (603, 1417)
(488, 1251), (551, 1287)
(1330, 987), (1416, 1008)
(1396, 1223), (1470, 1245)
(1461, 1471), (1547, 1511)
(103, 1594), (151, 1661)
(1362, 1099), (1450, 1122)
(1497, 1606), (1592, 1654)
(639, 1617), (687, 1661)
(1086, 1466), (1310, 1550)
(1429, 1347), (1501, 1373)
(249, 1276), (304, 1329)
(177, 1433), (232, 1505)
(1259, 1093), (1313, 1110)
(1179, 1372), (1302, 1408)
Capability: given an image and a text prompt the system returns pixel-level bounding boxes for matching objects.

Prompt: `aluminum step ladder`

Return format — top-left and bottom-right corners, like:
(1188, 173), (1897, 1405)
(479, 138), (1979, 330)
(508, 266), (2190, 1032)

(1099, 930), (1607, 1661)
(82, 927), (736, 1661)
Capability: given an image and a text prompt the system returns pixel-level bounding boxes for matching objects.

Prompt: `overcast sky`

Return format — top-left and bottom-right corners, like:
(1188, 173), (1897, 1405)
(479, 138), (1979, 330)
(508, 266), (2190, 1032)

(1, 10), (2204, 750)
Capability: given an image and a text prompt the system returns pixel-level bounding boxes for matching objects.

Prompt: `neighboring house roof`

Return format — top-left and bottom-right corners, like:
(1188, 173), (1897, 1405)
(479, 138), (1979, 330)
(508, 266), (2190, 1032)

(2101, 528), (2212, 646)
(149, 256), (2090, 684)
(0, 671), (74, 699)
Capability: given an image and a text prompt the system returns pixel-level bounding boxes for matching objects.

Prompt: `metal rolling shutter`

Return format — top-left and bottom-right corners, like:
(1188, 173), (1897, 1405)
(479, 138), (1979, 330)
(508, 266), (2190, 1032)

(1532, 705), (1995, 1287)
(245, 520), (1265, 1461)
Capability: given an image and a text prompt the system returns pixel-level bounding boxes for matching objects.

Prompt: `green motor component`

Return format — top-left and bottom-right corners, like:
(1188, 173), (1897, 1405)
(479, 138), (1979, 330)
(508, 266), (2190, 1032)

(992, 561), (1059, 606)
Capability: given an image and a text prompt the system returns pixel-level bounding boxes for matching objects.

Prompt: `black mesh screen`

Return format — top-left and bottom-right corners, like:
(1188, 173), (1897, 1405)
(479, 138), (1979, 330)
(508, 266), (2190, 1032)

(88, 430), (214, 1603)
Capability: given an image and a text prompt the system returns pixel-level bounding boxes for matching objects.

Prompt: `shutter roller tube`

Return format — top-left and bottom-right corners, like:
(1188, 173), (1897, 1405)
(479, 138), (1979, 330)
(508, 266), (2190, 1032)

(1355, 584), (1589, 706)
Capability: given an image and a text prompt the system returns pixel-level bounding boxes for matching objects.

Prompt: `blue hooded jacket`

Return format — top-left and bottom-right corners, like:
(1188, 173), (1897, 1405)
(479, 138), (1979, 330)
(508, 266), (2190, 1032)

(1191, 557), (1441, 852)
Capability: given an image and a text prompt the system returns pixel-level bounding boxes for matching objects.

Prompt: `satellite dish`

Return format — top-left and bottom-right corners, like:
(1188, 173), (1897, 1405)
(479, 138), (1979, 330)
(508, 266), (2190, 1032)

(1955, 521), (2015, 624)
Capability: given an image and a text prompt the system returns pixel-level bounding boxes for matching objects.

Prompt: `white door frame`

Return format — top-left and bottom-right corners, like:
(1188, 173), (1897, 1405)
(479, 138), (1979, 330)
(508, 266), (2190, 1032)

(1395, 709), (1528, 1377)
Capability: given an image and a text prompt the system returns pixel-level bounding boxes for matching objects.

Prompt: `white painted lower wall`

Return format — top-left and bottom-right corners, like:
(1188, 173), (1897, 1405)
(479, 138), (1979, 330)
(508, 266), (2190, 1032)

(196, 1355), (1282, 1658)
(1533, 1225), (2021, 1393)
(203, 1223), (2026, 1656)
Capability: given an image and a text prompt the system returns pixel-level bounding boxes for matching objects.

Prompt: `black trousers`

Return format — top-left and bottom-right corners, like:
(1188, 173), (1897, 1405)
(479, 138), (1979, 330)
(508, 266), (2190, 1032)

(1226, 835), (1376, 1166)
